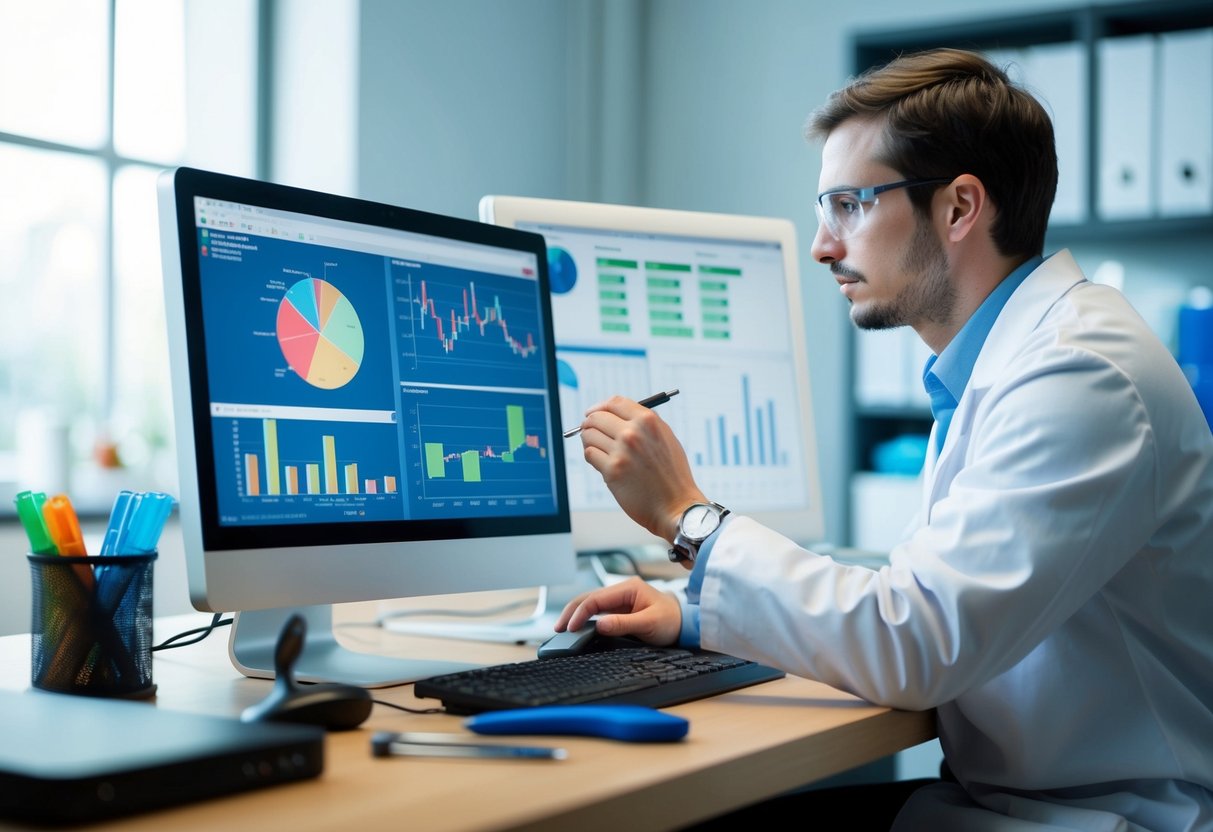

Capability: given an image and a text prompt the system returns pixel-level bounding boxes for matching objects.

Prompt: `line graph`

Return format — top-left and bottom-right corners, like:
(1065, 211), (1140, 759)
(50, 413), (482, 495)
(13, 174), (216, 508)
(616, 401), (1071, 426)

(392, 261), (547, 390)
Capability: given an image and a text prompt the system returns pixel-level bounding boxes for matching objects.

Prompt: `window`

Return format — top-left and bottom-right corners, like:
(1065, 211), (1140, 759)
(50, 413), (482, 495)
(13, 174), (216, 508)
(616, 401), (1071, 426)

(0, 0), (260, 510)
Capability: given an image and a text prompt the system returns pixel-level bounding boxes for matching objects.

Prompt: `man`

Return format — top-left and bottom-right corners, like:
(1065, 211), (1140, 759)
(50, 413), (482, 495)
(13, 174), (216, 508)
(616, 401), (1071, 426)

(556, 48), (1213, 830)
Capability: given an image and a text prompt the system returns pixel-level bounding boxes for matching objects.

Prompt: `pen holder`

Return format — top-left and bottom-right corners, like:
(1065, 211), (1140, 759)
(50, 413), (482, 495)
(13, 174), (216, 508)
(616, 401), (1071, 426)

(28, 552), (157, 699)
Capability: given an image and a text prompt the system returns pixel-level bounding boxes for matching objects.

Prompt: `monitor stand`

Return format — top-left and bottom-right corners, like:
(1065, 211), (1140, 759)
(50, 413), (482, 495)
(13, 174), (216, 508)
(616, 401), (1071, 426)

(228, 605), (479, 689)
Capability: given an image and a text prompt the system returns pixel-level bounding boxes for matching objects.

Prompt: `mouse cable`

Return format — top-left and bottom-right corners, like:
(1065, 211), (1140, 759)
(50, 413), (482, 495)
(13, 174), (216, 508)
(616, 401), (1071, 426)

(152, 612), (233, 651)
(371, 698), (445, 715)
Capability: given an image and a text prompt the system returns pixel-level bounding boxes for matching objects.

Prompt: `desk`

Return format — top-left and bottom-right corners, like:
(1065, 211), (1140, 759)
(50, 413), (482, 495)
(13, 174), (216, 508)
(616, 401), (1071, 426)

(0, 603), (936, 831)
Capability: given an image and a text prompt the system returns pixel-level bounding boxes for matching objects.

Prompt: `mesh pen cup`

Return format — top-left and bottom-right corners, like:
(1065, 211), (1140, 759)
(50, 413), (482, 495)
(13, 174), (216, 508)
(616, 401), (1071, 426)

(28, 552), (157, 698)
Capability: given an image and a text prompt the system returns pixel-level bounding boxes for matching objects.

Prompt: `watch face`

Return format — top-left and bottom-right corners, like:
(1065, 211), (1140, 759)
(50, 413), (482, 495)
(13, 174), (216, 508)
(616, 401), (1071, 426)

(682, 504), (721, 539)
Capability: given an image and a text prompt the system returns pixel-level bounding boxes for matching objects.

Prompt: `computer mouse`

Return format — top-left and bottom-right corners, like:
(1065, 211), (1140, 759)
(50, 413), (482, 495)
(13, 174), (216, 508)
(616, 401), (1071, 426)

(537, 623), (646, 659)
(537, 623), (600, 659)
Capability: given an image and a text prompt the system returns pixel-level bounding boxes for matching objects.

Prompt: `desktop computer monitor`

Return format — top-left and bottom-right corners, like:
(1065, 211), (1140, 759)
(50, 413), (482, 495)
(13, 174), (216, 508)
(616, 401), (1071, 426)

(478, 196), (825, 552)
(156, 167), (575, 686)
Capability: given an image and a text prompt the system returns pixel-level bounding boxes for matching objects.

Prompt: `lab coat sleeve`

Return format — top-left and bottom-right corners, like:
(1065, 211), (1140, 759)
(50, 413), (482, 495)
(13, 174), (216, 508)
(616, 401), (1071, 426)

(696, 340), (1160, 710)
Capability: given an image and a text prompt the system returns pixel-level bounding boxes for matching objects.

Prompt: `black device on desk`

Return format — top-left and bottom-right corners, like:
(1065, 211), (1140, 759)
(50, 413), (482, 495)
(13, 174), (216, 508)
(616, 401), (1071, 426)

(414, 631), (785, 715)
(0, 689), (323, 825)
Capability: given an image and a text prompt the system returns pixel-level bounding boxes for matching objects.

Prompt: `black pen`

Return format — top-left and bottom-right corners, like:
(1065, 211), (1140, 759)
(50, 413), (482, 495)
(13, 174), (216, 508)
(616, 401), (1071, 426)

(563, 389), (680, 438)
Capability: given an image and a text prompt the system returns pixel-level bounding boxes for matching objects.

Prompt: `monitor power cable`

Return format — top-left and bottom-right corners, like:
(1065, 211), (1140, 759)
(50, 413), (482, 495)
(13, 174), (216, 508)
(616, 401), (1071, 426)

(153, 612), (233, 651)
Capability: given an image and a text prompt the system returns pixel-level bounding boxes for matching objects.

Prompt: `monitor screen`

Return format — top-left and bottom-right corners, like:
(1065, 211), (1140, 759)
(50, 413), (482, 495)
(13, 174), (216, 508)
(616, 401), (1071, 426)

(479, 196), (824, 552)
(157, 168), (575, 686)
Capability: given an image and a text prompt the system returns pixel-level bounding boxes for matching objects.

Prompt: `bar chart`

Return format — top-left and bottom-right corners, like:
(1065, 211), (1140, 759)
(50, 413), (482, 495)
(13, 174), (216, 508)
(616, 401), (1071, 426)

(656, 358), (810, 510)
(239, 419), (399, 497)
(403, 387), (557, 516)
(215, 413), (403, 524)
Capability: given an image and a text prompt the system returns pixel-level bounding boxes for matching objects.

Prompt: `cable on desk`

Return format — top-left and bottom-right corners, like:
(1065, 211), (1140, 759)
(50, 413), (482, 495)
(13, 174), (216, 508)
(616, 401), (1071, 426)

(152, 613), (233, 651)
(371, 698), (444, 715)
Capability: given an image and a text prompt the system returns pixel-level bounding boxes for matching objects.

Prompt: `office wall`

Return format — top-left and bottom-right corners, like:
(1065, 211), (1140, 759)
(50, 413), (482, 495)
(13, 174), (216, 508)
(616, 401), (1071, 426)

(291, 0), (1165, 544)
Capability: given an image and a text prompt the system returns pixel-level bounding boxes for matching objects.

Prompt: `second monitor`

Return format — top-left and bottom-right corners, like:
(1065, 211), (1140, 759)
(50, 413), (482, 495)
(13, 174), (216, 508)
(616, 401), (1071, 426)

(480, 195), (825, 553)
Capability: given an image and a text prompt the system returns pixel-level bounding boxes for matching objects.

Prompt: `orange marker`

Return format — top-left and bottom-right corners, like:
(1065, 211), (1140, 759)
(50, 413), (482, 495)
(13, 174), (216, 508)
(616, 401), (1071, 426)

(42, 494), (93, 590)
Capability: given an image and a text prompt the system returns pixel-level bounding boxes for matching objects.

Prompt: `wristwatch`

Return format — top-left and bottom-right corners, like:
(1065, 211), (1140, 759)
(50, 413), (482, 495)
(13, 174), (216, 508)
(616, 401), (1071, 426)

(668, 502), (730, 565)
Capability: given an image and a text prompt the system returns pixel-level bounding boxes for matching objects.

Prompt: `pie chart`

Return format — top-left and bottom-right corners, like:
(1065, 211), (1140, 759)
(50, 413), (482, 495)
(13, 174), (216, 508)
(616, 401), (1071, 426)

(276, 278), (364, 389)
(547, 246), (577, 294)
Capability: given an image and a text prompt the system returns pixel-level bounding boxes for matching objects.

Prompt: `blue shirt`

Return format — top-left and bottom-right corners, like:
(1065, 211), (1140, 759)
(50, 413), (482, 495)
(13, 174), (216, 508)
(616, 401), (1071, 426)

(923, 257), (1041, 453)
(677, 257), (1043, 648)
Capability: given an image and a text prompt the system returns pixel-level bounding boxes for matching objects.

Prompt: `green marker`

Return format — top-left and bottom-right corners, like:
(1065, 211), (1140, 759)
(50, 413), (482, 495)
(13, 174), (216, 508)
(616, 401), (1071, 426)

(14, 490), (58, 555)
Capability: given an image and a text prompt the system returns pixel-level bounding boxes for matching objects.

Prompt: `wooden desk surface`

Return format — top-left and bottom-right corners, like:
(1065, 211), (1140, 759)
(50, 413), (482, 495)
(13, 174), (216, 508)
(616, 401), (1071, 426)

(0, 601), (936, 832)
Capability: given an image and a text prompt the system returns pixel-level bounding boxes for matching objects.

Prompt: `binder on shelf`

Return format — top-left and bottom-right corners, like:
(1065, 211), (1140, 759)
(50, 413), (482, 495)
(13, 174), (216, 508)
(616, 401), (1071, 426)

(855, 328), (931, 410)
(855, 327), (911, 408)
(1097, 34), (1156, 220)
(1157, 28), (1213, 217)
(1024, 41), (1089, 225)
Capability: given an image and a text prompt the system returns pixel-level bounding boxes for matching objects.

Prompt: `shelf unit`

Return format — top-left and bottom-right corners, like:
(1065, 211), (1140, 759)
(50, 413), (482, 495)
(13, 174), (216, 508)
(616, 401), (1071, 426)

(847, 0), (1213, 547)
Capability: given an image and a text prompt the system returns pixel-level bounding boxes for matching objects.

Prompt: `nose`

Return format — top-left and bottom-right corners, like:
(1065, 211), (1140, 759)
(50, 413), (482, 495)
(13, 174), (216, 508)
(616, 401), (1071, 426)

(810, 222), (843, 265)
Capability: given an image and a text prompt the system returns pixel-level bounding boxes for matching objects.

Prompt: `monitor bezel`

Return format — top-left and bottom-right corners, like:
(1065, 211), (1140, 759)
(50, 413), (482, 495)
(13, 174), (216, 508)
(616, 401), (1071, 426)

(479, 194), (825, 551)
(158, 168), (575, 613)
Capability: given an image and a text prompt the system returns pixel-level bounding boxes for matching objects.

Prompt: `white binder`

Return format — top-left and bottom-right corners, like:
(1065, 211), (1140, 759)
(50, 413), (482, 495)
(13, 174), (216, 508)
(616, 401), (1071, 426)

(1024, 41), (1089, 225)
(1097, 35), (1156, 220)
(1158, 28), (1213, 216)
(855, 326), (912, 408)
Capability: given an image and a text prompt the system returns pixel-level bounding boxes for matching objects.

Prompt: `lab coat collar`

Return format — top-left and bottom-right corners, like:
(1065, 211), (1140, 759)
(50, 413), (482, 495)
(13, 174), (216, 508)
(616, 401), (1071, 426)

(921, 250), (1087, 512)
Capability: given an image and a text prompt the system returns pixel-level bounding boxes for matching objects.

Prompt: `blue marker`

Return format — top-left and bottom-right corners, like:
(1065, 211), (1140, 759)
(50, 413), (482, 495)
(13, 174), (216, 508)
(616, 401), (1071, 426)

(122, 492), (175, 554)
(99, 490), (135, 556)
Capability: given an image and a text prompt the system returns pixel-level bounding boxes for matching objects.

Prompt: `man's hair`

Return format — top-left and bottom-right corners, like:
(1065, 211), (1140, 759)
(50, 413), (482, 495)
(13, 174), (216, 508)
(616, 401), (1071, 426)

(805, 48), (1057, 259)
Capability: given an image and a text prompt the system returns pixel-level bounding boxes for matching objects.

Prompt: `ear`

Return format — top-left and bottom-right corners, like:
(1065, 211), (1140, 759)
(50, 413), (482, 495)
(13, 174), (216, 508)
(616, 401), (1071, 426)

(939, 174), (987, 243)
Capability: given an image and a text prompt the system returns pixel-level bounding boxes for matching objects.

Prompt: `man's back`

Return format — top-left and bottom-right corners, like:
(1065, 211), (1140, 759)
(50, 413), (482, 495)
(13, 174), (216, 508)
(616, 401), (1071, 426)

(899, 250), (1213, 829)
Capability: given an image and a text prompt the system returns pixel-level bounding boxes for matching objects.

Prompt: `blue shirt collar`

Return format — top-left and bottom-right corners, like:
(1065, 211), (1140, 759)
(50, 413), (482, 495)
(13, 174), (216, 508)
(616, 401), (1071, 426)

(924, 256), (1042, 402)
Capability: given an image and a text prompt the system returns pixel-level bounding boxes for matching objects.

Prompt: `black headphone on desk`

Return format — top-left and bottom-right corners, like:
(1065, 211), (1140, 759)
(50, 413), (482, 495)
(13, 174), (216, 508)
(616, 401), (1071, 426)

(240, 614), (373, 731)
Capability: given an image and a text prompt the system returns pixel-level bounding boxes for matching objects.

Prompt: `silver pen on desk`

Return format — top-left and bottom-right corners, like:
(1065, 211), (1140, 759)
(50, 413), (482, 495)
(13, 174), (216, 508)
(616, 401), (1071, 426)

(563, 388), (680, 438)
(371, 731), (568, 760)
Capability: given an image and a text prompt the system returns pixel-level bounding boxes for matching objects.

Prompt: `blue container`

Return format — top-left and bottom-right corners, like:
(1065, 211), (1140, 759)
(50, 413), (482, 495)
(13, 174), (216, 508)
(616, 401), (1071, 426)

(1178, 290), (1213, 428)
(1178, 302), (1213, 366)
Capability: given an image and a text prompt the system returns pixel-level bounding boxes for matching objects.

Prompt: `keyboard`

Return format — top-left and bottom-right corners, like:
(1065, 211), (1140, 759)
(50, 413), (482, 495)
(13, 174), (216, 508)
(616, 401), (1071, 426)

(413, 640), (785, 715)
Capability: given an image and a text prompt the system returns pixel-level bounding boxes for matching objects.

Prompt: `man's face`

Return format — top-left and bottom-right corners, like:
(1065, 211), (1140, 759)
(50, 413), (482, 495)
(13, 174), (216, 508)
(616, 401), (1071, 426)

(810, 117), (954, 332)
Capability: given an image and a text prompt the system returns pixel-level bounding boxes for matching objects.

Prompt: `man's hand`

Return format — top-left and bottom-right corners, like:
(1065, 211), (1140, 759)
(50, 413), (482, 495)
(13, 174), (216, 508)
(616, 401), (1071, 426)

(555, 577), (682, 647)
(574, 395), (707, 543)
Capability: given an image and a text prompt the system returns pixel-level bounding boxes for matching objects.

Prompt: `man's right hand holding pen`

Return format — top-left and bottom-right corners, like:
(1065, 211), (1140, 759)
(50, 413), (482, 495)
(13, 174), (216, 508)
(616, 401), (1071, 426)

(570, 390), (710, 555)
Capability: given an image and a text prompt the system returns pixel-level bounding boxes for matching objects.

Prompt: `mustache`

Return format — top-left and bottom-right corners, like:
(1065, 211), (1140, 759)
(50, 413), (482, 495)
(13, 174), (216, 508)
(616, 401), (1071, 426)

(831, 263), (864, 281)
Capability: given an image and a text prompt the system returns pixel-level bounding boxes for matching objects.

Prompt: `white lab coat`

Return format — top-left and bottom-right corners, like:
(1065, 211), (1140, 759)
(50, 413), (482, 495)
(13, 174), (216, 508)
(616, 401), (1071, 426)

(698, 251), (1213, 830)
